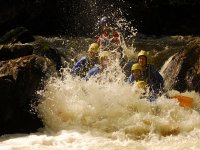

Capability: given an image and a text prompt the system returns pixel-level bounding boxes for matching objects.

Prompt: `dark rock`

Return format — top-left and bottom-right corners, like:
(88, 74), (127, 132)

(0, 44), (34, 61)
(0, 27), (35, 44)
(33, 44), (63, 70)
(162, 39), (200, 92)
(0, 36), (66, 135)
(0, 42), (63, 71)
(0, 55), (57, 135)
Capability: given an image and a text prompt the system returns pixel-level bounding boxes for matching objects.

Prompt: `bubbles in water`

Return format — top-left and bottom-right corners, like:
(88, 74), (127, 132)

(37, 61), (200, 140)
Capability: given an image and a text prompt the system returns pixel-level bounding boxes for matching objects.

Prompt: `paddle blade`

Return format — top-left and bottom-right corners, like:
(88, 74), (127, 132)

(173, 95), (193, 108)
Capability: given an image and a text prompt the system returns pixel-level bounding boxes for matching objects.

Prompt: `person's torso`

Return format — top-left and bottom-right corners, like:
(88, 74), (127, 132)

(142, 64), (163, 94)
(74, 56), (98, 78)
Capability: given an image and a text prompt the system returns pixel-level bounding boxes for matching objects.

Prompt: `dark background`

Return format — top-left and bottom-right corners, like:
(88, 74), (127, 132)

(0, 0), (200, 37)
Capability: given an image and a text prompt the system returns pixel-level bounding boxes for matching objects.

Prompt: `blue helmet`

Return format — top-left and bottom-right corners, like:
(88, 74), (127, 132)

(99, 16), (111, 26)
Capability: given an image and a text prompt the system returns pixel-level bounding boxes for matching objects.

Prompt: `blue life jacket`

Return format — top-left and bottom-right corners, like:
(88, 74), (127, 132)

(143, 64), (164, 94)
(128, 63), (164, 94)
(84, 66), (101, 80)
(71, 56), (98, 78)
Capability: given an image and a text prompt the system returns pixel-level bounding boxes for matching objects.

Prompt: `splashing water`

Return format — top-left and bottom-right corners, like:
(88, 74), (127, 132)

(0, 37), (200, 149)
(86, 0), (138, 59)
(35, 60), (200, 141)
(1, 3), (200, 148)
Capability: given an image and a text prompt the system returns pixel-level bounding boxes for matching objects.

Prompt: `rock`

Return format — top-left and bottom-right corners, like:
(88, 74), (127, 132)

(0, 42), (64, 70)
(0, 44), (34, 61)
(0, 40), (64, 135)
(33, 44), (63, 70)
(0, 27), (35, 44)
(0, 55), (56, 134)
(162, 39), (200, 92)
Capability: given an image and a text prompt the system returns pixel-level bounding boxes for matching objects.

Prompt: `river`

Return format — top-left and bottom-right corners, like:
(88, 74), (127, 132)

(0, 49), (200, 149)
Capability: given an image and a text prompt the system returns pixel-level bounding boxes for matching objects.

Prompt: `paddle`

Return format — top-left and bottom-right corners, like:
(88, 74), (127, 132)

(172, 95), (193, 108)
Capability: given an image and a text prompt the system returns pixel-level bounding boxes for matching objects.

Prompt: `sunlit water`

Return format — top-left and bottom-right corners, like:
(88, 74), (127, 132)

(1, 0), (200, 148)
(0, 59), (200, 150)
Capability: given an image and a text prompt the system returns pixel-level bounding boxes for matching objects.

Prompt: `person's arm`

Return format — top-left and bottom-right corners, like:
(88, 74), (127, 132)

(71, 56), (87, 75)
(84, 66), (100, 80)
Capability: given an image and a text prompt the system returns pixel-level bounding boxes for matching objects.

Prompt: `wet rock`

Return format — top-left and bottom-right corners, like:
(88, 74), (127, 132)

(0, 42), (64, 70)
(162, 39), (200, 92)
(0, 40), (64, 135)
(33, 44), (63, 70)
(0, 55), (56, 135)
(0, 44), (34, 61)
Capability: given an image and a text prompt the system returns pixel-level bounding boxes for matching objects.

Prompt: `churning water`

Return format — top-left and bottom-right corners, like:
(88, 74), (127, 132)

(0, 58), (200, 150)
(0, 1), (200, 148)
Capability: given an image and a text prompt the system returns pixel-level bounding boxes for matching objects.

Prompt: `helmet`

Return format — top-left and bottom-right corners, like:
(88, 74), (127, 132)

(138, 50), (148, 58)
(88, 43), (99, 53)
(99, 16), (110, 26)
(136, 81), (147, 89)
(99, 51), (110, 60)
(131, 63), (142, 71)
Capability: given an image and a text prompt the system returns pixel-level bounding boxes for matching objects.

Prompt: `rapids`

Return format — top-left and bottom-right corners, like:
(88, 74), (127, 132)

(0, 53), (200, 149)
(1, 1), (200, 149)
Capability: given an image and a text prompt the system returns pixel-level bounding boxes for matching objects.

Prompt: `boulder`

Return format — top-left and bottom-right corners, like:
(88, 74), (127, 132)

(0, 44), (34, 61)
(0, 55), (57, 134)
(0, 27), (35, 44)
(0, 40), (64, 135)
(33, 44), (63, 70)
(162, 39), (200, 92)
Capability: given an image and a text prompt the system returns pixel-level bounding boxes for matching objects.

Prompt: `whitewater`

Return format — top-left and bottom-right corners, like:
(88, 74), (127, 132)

(0, 56), (200, 150)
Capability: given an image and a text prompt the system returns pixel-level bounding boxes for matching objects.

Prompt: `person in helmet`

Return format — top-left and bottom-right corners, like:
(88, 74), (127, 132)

(84, 51), (111, 80)
(129, 63), (158, 102)
(128, 63), (146, 91)
(71, 43), (99, 78)
(97, 16), (121, 52)
(128, 63), (143, 83)
(128, 50), (164, 95)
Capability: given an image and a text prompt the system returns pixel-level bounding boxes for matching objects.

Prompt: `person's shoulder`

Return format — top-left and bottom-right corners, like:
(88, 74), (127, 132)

(75, 56), (88, 64)
(127, 60), (136, 65)
(89, 65), (100, 72)
(147, 63), (156, 69)
(128, 61), (137, 68)
(147, 64), (160, 73)
(81, 56), (87, 59)
(87, 65), (101, 77)
(78, 56), (88, 61)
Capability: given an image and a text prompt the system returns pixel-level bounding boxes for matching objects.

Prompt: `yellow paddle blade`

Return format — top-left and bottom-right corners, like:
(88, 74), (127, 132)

(173, 95), (193, 108)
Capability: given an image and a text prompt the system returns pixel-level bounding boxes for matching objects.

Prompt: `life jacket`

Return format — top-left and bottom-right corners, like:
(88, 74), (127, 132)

(97, 31), (120, 51)
(71, 56), (98, 78)
(127, 63), (164, 94)
(84, 65), (101, 80)
(142, 64), (164, 94)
